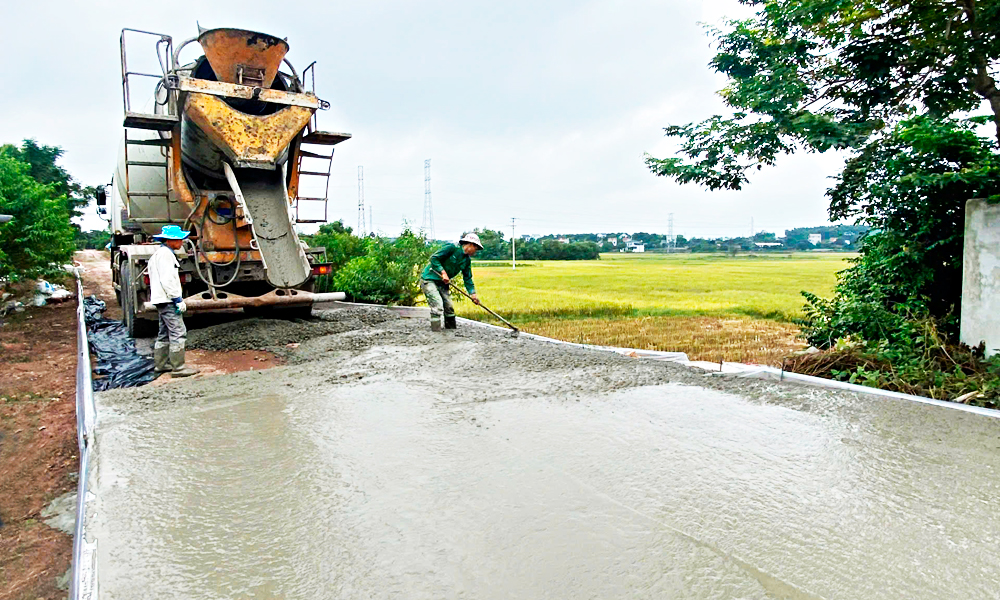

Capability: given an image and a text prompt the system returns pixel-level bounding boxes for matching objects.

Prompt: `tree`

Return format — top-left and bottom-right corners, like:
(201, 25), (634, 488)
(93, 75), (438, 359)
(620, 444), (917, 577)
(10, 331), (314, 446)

(310, 219), (367, 273)
(0, 140), (95, 223)
(0, 155), (76, 281)
(472, 228), (510, 260)
(812, 116), (1000, 335)
(75, 228), (112, 250)
(646, 0), (1000, 191)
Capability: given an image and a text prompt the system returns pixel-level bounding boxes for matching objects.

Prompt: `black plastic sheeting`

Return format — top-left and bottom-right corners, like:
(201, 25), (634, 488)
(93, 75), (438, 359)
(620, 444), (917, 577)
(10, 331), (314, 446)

(84, 296), (156, 391)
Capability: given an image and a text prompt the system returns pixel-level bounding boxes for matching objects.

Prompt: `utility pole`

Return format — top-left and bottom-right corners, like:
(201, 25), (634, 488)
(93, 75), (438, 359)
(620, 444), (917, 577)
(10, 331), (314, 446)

(357, 166), (366, 236)
(422, 159), (435, 240)
(511, 217), (517, 270)
(668, 213), (674, 253)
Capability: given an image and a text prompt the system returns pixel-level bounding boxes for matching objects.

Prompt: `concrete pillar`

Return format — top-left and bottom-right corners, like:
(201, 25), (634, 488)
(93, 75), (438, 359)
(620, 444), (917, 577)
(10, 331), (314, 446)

(961, 199), (1000, 356)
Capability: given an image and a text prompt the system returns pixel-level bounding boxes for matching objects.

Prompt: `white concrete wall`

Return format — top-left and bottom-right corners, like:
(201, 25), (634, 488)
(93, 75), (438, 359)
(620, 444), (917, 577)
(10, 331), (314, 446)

(961, 199), (1000, 356)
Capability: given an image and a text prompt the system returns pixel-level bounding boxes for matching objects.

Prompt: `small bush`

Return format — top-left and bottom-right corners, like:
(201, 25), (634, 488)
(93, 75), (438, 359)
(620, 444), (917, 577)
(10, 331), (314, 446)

(310, 223), (433, 306)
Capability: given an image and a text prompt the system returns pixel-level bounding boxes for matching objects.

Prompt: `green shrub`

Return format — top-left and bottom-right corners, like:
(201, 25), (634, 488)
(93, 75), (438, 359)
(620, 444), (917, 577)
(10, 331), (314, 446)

(793, 117), (1000, 403)
(310, 224), (433, 306)
(0, 155), (76, 282)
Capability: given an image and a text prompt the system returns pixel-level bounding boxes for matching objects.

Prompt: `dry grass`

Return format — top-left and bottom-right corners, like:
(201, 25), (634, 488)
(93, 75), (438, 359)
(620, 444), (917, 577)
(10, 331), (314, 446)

(521, 315), (806, 365)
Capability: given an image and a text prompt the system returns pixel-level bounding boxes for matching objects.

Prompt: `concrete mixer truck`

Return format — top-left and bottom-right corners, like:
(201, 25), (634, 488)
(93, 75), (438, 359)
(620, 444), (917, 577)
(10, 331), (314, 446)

(97, 27), (350, 336)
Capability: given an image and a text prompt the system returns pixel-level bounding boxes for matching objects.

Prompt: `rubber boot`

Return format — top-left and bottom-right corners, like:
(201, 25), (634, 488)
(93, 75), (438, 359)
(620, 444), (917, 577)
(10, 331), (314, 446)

(444, 315), (457, 330)
(169, 341), (200, 378)
(430, 317), (442, 332)
(153, 342), (172, 374)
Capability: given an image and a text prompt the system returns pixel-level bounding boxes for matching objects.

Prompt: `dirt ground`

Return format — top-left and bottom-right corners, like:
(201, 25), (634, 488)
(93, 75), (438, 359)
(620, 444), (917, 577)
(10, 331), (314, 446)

(75, 250), (283, 381)
(0, 286), (77, 600)
(0, 251), (282, 599)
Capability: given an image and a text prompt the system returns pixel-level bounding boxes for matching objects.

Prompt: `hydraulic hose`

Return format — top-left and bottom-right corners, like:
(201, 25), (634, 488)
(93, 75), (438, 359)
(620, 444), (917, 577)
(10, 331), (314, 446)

(186, 195), (242, 289)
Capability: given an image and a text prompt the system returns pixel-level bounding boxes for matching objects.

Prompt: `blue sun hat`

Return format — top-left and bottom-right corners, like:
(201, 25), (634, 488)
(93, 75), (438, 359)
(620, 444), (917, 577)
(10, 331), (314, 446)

(153, 225), (191, 240)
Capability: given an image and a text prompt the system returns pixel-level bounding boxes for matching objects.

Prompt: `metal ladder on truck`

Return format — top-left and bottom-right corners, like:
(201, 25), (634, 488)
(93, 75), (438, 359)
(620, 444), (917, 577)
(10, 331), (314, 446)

(120, 28), (181, 224)
(293, 61), (352, 224)
(294, 145), (334, 224)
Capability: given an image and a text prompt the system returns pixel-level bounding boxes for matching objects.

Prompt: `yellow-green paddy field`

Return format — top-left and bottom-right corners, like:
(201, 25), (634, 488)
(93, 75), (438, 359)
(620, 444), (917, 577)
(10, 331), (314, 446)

(453, 252), (854, 365)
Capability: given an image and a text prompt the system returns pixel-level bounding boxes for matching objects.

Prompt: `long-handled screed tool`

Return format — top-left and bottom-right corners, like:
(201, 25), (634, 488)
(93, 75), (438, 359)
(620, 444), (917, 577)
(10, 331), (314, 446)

(438, 273), (520, 337)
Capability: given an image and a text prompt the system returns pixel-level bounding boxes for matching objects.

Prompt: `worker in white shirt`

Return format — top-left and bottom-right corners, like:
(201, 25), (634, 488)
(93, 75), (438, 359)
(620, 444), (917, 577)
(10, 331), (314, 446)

(148, 225), (199, 378)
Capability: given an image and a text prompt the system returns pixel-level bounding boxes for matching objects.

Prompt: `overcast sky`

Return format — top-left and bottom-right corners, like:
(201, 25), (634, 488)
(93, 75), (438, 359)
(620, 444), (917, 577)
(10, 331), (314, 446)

(1, 0), (848, 241)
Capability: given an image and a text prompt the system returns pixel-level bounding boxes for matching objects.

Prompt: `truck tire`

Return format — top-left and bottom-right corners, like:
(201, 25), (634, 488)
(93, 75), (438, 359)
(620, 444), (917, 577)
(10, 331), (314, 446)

(121, 262), (137, 336)
(121, 262), (156, 337)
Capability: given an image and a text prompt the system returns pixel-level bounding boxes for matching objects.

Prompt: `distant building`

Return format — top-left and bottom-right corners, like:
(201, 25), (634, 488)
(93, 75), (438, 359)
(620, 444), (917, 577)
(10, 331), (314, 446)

(808, 233), (822, 245)
(626, 242), (645, 253)
(557, 237), (570, 243)
(619, 233), (632, 243)
(754, 242), (782, 248)
(607, 237), (618, 247)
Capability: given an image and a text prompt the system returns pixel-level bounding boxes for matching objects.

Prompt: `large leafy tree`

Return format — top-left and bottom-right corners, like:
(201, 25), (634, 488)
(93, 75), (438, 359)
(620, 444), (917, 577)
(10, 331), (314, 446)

(646, 0), (1000, 190)
(646, 0), (1000, 336)
(0, 155), (76, 281)
(0, 139), (95, 223)
(806, 117), (1000, 340)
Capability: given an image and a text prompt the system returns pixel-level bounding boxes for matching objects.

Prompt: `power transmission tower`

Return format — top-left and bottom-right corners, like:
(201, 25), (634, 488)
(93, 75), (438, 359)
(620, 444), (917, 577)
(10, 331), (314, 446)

(511, 217), (517, 270)
(668, 213), (674, 252)
(357, 166), (366, 236)
(421, 159), (434, 240)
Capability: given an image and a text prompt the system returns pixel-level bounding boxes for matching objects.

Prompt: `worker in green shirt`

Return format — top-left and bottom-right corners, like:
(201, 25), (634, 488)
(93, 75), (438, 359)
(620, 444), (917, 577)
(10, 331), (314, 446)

(420, 233), (483, 331)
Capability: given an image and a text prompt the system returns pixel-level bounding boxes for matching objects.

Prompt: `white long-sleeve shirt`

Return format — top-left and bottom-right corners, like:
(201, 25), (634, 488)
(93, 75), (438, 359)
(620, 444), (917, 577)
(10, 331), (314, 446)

(148, 244), (183, 305)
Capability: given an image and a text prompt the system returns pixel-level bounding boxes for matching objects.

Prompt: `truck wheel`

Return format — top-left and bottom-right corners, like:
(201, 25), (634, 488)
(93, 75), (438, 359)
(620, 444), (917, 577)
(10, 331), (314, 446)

(121, 263), (137, 336)
(121, 262), (158, 337)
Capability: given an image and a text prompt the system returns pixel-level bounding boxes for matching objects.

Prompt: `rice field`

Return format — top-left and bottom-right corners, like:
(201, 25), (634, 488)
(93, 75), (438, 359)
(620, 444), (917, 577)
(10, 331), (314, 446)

(452, 252), (853, 365)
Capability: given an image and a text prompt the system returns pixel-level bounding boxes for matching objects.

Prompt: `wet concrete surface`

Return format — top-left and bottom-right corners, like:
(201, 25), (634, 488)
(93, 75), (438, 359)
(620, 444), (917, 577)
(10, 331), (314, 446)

(89, 312), (1000, 599)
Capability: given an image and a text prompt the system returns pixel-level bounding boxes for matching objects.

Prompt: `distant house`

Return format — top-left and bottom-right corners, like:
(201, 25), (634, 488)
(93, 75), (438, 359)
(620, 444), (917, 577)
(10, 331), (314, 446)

(626, 241), (645, 253)
(808, 233), (822, 245)
(557, 237), (570, 243)
(754, 242), (782, 248)
(607, 237), (618, 247)
(619, 233), (632, 243)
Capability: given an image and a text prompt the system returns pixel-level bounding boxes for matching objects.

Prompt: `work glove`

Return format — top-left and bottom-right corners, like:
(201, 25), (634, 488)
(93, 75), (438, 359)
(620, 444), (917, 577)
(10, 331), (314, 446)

(173, 300), (187, 314)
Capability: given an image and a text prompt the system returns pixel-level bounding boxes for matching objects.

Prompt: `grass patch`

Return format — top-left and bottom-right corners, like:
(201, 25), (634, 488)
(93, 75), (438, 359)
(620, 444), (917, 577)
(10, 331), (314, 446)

(453, 252), (852, 358)
(459, 252), (850, 323)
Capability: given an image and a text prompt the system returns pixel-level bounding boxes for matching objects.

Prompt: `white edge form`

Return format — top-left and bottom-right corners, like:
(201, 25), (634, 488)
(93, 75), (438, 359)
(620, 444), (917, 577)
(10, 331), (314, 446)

(71, 276), (98, 600)
(317, 301), (1000, 420)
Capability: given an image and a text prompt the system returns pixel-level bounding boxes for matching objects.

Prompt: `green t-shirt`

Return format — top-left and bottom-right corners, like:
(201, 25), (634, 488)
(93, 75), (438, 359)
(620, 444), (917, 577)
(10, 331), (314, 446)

(421, 243), (475, 294)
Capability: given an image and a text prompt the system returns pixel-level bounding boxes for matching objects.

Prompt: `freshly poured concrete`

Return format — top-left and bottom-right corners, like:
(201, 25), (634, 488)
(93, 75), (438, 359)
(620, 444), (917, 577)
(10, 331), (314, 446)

(90, 317), (1000, 599)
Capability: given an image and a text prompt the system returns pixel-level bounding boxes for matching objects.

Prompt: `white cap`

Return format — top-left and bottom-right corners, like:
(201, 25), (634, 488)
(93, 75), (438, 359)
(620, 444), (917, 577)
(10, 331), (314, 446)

(460, 233), (484, 249)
